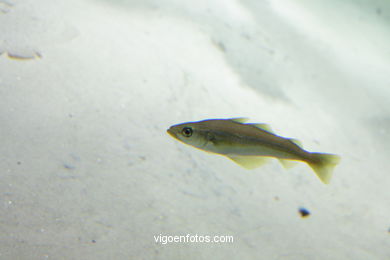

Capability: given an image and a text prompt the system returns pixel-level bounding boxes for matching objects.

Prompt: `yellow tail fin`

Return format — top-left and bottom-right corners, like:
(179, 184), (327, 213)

(307, 153), (340, 184)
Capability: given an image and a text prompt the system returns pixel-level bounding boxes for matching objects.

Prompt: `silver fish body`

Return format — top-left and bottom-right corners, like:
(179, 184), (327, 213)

(167, 118), (340, 184)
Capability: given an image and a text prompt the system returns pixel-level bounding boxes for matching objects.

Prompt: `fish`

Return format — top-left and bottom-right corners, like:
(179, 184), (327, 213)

(167, 118), (340, 184)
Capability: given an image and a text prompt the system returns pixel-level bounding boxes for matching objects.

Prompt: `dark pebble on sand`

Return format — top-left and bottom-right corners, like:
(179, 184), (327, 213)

(299, 207), (310, 218)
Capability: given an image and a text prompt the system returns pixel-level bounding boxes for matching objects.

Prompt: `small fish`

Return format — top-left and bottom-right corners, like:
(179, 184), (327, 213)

(167, 118), (340, 184)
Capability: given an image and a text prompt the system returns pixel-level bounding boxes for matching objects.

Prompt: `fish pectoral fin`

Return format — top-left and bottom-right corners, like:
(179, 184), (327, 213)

(227, 155), (269, 170)
(230, 117), (250, 123)
(278, 159), (298, 169)
(250, 123), (274, 133)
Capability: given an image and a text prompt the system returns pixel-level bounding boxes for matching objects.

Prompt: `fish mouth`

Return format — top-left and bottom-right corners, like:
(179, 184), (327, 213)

(167, 127), (176, 138)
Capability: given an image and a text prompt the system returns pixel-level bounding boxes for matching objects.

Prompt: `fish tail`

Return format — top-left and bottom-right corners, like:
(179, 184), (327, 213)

(307, 153), (341, 184)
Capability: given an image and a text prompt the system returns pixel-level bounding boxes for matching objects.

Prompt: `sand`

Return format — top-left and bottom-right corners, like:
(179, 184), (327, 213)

(0, 0), (389, 259)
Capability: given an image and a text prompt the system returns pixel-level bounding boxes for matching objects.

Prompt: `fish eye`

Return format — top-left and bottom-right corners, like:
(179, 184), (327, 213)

(182, 127), (193, 137)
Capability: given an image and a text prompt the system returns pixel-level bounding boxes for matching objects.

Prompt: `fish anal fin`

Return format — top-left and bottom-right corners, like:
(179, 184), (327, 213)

(230, 117), (249, 123)
(250, 123), (274, 133)
(227, 155), (269, 170)
(278, 159), (298, 169)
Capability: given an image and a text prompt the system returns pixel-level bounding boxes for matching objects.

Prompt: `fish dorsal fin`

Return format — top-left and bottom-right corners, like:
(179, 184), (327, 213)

(288, 138), (302, 147)
(250, 123), (274, 133)
(227, 155), (269, 170)
(278, 159), (298, 169)
(230, 117), (249, 123)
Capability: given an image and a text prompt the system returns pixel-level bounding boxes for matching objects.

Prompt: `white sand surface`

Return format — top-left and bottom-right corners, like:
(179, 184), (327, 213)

(1, 0), (389, 259)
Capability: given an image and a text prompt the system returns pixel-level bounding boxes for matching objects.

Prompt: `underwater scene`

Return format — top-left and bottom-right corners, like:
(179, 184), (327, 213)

(0, 0), (389, 259)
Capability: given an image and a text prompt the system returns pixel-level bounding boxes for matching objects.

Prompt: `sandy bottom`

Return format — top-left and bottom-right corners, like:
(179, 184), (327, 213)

(0, 0), (389, 259)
